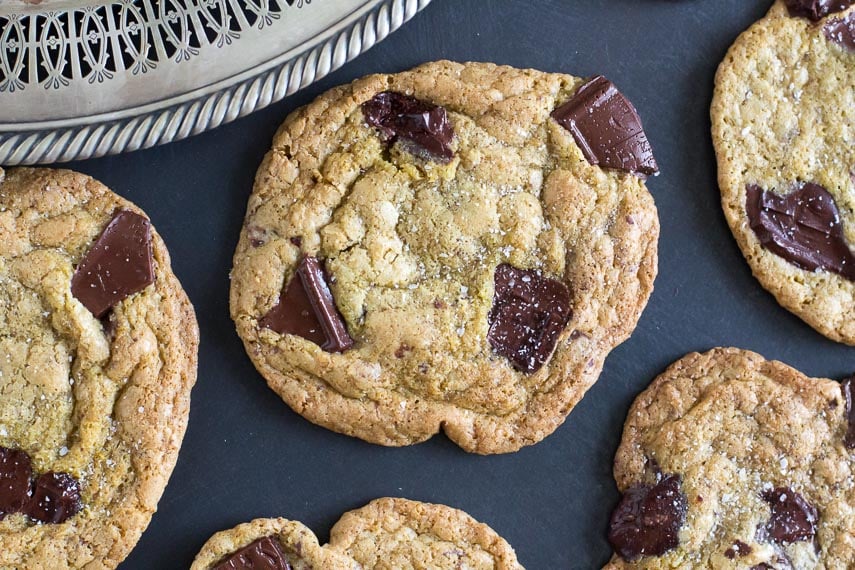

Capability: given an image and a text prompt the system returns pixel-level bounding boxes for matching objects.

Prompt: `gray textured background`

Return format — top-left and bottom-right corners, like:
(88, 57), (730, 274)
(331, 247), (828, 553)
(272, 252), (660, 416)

(63, 1), (854, 568)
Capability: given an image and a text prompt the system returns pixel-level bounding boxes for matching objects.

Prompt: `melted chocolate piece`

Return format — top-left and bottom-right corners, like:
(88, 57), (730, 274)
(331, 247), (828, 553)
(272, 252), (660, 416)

(725, 540), (753, 559)
(785, 0), (853, 20)
(213, 536), (291, 570)
(608, 475), (687, 561)
(746, 183), (855, 280)
(0, 446), (32, 518)
(842, 377), (855, 449)
(824, 13), (855, 50)
(487, 264), (571, 374)
(71, 210), (154, 318)
(761, 487), (818, 544)
(26, 472), (82, 524)
(752, 554), (795, 570)
(259, 256), (354, 353)
(552, 76), (658, 177)
(362, 91), (454, 163)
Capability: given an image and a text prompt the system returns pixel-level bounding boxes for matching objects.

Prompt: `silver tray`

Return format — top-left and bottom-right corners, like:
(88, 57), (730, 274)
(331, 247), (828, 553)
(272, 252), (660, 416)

(0, 0), (430, 165)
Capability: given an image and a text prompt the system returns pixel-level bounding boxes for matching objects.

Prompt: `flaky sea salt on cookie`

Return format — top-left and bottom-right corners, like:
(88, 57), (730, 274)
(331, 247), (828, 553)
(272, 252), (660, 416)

(0, 168), (198, 569)
(713, 0), (855, 344)
(191, 498), (523, 570)
(230, 61), (660, 454)
(604, 348), (855, 569)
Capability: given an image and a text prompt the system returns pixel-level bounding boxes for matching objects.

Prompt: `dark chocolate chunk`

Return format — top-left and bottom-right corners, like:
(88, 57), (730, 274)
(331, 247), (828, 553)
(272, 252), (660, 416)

(751, 554), (795, 570)
(71, 210), (154, 318)
(362, 91), (454, 163)
(785, 0), (853, 21)
(761, 487), (818, 544)
(746, 183), (855, 280)
(25, 472), (82, 524)
(842, 377), (855, 449)
(0, 446), (32, 518)
(551, 76), (658, 177)
(725, 540), (753, 559)
(487, 264), (571, 374)
(213, 536), (291, 570)
(259, 256), (354, 353)
(824, 13), (855, 50)
(608, 474), (688, 561)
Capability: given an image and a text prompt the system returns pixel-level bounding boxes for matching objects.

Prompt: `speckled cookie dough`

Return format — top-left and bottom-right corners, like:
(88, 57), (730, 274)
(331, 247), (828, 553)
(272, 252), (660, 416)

(712, 0), (855, 344)
(191, 498), (523, 570)
(0, 168), (198, 569)
(604, 348), (855, 569)
(230, 60), (660, 454)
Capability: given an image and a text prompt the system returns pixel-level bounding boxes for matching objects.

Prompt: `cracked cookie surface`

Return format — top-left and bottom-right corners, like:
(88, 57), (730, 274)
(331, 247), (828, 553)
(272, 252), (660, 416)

(0, 167), (198, 569)
(712, 1), (855, 343)
(190, 497), (523, 570)
(230, 60), (659, 454)
(604, 348), (855, 569)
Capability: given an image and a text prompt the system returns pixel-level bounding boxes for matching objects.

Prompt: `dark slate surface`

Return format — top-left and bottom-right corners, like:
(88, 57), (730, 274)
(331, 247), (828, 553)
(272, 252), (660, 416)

(60, 1), (853, 568)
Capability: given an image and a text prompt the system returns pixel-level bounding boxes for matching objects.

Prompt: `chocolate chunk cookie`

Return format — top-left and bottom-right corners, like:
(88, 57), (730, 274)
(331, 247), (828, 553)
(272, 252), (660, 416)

(0, 168), (198, 568)
(190, 498), (523, 570)
(604, 348), (855, 569)
(712, 1), (855, 344)
(230, 60), (660, 454)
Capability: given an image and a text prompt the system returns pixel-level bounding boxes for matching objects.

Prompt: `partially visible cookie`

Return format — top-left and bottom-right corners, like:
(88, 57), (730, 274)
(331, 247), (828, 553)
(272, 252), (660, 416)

(190, 498), (524, 570)
(712, 0), (855, 343)
(230, 60), (660, 454)
(0, 168), (199, 568)
(604, 348), (855, 569)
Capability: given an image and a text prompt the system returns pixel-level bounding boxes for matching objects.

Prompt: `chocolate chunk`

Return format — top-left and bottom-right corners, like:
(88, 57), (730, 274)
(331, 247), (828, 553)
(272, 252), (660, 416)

(824, 13), (855, 50)
(725, 540), (753, 559)
(751, 554), (795, 570)
(259, 256), (354, 353)
(487, 264), (571, 374)
(608, 474), (688, 561)
(25, 472), (82, 524)
(213, 536), (291, 570)
(362, 91), (454, 163)
(0, 446), (32, 518)
(746, 183), (855, 280)
(785, 0), (853, 21)
(761, 487), (818, 544)
(843, 377), (855, 449)
(71, 210), (154, 318)
(551, 76), (658, 177)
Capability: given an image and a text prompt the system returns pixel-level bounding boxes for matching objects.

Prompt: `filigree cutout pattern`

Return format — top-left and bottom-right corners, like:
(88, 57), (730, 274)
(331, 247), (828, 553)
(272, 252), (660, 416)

(0, 0), (306, 92)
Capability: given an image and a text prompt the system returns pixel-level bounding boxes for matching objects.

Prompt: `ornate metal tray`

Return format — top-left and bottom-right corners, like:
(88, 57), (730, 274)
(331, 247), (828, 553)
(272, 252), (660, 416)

(0, 0), (430, 164)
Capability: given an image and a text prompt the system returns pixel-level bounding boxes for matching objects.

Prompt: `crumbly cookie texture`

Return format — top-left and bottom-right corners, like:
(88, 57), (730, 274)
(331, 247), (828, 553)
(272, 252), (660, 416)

(230, 60), (659, 454)
(712, 1), (855, 343)
(0, 167), (198, 569)
(190, 498), (523, 570)
(604, 348), (855, 569)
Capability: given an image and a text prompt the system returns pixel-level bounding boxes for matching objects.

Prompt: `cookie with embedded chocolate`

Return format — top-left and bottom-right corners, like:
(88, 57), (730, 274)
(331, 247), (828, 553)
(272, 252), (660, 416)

(604, 348), (855, 569)
(712, 0), (855, 344)
(230, 60), (660, 454)
(0, 167), (198, 568)
(190, 497), (523, 570)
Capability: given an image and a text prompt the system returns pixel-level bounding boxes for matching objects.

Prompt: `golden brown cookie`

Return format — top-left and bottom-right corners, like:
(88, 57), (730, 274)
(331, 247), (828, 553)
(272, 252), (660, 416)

(604, 348), (855, 569)
(712, 0), (855, 344)
(230, 60), (660, 454)
(0, 167), (199, 569)
(191, 498), (523, 570)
